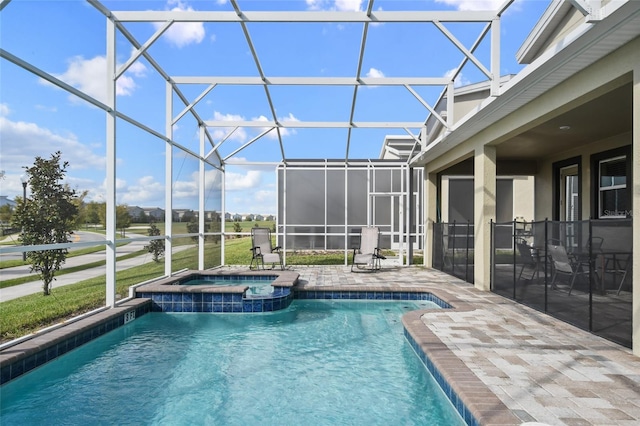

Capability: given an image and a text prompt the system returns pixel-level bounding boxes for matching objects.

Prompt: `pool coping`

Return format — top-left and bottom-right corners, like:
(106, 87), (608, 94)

(136, 269), (300, 293)
(0, 298), (151, 385)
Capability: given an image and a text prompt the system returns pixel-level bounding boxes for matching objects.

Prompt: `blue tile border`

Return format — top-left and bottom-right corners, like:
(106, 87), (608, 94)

(0, 299), (151, 386)
(294, 289), (452, 308)
(136, 287), (293, 313)
(403, 328), (478, 426)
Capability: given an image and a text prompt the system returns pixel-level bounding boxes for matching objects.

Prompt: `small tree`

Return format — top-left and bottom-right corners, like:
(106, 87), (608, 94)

(186, 217), (210, 242)
(116, 205), (132, 237)
(98, 204), (131, 236)
(233, 221), (242, 238)
(85, 201), (103, 228)
(0, 204), (12, 234)
(144, 222), (165, 262)
(12, 152), (79, 295)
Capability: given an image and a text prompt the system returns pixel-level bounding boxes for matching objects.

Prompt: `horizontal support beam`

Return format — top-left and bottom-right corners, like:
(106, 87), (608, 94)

(111, 10), (497, 23)
(204, 121), (424, 128)
(172, 76), (450, 86)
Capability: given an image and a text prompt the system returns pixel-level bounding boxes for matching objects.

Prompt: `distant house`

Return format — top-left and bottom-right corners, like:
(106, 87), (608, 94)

(144, 207), (164, 221)
(126, 206), (144, 219)
(264, 214), (275, 221)
(242, 214), (255, 221)
(254, 214), (264, 221)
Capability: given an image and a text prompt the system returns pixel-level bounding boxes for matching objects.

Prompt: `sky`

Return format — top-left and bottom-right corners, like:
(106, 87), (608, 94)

(0, 0), (551, 215)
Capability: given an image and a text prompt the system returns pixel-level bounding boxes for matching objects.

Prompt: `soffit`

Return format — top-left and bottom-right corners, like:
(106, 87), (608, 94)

(412, 0), (640, 168)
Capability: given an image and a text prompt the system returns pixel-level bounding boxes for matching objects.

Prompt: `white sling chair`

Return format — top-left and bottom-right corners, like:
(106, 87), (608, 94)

(351, 226), (385, 272)
(250, 227), (283, 270)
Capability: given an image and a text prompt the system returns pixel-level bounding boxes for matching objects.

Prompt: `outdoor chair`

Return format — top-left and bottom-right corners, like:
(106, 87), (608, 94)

(351, 226), (385, 272)
(547, 239), (588, 295)
(249, 227), (283, 270)
(516, 240), (540, 283)
(604, 253), (632, 295)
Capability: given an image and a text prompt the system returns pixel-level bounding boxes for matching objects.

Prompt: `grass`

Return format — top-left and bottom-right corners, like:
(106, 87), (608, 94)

(0, 247), (201, 342)
(0, 249), (147, 289)
(0, 242), (129, 270)
(0, 231), (421, 342)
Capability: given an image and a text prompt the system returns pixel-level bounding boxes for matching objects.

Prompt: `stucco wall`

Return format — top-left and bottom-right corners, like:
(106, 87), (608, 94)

(535, 132), (631, 220)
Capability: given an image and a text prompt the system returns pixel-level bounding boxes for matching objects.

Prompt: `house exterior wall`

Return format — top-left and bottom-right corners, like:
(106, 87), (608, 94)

(513, 176), (535, 222)
(536, 131), (631, 220)
(421, 32), (639, 352)
(441, 175), (534, 224)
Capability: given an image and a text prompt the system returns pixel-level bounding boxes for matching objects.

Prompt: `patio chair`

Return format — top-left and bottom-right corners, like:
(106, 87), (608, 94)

(351, 226), (385, 272)
(546, 239), (588, 295)
(249, 227), (283, 270)
(516, 240), (540, 282)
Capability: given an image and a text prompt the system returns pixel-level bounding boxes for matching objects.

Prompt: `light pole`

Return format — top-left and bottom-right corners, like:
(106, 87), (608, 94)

(20, 174), (27, 261)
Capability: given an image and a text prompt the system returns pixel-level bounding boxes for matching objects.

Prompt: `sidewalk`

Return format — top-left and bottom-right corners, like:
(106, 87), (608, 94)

(0, 239), (190, 302)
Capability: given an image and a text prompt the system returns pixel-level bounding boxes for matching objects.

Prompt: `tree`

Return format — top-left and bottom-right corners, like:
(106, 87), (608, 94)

(186, 217), (210, 242)
(85, 201), (103, 227)
(0, 204), (12, 234)
(181, 210), (195, 223)
(97, 203), (132, 236)
(116, 205), (132, 237)
(233, 221), (242, 238)
(136, 210), (148, 224)
(144, 222), (165, 262)
(71, 189), (89, 229)
(11, 152), (79, 296)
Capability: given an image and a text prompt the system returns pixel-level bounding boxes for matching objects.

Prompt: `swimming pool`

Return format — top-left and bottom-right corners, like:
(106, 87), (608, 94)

(0, 300), (466, 425)
(134, 270), (300, 312)
(177, 274), (276, 295)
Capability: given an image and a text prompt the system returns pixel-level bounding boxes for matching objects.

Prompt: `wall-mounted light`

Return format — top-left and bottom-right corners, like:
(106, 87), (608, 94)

(559, 125), (571, 131)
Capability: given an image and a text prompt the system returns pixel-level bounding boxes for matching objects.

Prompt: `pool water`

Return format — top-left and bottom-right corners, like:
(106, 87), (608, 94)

(180, 278), (273, 286)
(179, 277), (276, 295)
(0, 300), (465, 425)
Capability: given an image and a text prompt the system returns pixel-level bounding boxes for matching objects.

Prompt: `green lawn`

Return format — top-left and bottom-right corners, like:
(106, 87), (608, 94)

(0, 229), (424, 342)
(0, 247), (202, 342)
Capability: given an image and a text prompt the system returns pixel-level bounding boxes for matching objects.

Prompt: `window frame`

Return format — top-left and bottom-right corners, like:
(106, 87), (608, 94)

(590, 146), (632, 219)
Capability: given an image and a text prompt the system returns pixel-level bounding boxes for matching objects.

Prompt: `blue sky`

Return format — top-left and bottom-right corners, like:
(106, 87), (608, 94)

(0, 0), (550, 215)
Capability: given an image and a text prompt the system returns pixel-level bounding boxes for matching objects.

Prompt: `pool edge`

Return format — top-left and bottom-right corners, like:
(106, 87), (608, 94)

(0, 298), (151, 385)
(402, 293), (521, 426)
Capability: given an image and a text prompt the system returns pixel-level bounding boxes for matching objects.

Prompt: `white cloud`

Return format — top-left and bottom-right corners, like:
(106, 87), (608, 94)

(0, 115), (105, 176)
(154, 1), (206, 48)
(444, 68), (471, 88)
(215, 0), (227, 4)
(306, 0), (362, 11)
(252, 113), (299, 139)
(46, 54), (148, 104)
(0, 103), (10, 116)
(120, 176), (166, 205)
(435, 0), (504, 11)
(365, 68), (385, 89)
(366, 67), (385, 78)
(278, 113), (299, 138)
(335, 0), (362, 11)
(210, 111), (248, 142)
(225, 170), (262, 191)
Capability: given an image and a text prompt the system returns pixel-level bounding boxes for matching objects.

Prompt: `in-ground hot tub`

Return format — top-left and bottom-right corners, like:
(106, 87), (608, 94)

(135, 269), (299, 313)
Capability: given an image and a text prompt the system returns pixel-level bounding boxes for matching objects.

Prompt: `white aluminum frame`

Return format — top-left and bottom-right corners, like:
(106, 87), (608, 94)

(0, 0), (509, 308)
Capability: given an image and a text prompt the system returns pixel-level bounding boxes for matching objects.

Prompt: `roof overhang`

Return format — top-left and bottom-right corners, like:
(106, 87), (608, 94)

(410, 0), (640, 168)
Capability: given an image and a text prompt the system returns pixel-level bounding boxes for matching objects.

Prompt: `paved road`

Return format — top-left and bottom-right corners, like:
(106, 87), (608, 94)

(0, 230), (108, 262)
(0, 233), (191, 302)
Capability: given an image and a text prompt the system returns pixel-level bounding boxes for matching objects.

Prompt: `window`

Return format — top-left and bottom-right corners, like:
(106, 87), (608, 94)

(599, 155), (628, 218)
